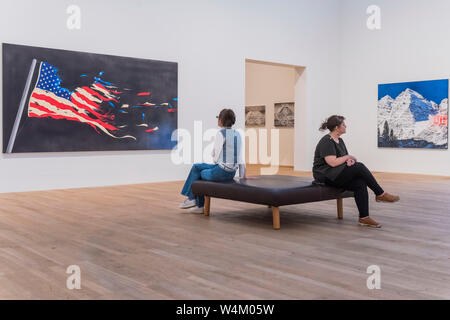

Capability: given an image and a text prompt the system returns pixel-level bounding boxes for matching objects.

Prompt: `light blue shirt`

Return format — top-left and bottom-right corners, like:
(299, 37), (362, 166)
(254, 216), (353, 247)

(211, 128), (246, 178)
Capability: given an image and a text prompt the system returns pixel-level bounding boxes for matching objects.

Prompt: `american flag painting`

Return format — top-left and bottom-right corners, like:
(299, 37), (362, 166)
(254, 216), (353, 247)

(3, 43), (178, 153)
(29, 61), (135, 140)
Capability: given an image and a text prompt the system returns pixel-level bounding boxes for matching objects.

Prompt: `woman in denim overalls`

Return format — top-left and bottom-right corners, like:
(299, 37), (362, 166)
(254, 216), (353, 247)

(180, 109), (246, 212)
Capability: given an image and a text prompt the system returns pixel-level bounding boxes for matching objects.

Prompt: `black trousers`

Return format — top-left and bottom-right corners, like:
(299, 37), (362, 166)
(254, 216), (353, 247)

(325, 162), (384, 218)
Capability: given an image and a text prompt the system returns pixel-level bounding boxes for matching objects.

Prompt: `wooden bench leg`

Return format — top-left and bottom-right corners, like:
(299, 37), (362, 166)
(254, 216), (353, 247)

(272, 206), (280, 230)
(337, 198), (343, 220)
(204, 196), (211, 216)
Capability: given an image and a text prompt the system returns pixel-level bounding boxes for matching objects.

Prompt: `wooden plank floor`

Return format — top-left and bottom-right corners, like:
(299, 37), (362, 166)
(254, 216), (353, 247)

(0, 165), (449, 299)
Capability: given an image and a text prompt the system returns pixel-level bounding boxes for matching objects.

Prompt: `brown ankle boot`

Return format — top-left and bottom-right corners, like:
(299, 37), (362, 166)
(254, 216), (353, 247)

(376, 192), (400, 203)
(359, 217), (382, 228)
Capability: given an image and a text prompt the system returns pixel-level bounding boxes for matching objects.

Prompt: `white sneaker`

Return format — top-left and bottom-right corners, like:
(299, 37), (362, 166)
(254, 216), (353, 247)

(189, 206), (204, 214)
(179, 198), (196, 209)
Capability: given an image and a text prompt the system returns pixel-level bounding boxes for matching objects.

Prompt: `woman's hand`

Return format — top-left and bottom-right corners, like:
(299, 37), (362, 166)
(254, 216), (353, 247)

(346, 159), (356, 167)
(326, 155), (358, 168)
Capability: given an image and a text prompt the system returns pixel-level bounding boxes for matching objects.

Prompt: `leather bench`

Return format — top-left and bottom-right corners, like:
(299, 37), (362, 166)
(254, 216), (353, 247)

(191, 175), (354, 230)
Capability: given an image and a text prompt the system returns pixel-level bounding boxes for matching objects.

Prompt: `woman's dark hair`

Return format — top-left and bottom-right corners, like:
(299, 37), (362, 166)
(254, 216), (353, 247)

(217, 108), (236, 127)
(319, 115), (345, 132)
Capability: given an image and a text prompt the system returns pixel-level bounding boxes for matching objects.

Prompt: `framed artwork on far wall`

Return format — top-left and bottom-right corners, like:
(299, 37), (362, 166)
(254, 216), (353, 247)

(274, 102), (294, 128)
(245, 105), (265, 127)
(378, 79), (448, 149)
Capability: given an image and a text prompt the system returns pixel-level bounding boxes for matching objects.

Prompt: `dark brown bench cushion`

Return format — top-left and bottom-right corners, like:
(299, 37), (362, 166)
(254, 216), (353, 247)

(191, 175), (354, 207)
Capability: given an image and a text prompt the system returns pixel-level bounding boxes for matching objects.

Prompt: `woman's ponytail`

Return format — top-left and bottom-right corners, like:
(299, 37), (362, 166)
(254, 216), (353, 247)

(319, 120), (329, 131)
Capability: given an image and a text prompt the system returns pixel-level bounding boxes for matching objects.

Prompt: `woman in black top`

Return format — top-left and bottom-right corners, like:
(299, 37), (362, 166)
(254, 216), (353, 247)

(313, 115), (400, 228)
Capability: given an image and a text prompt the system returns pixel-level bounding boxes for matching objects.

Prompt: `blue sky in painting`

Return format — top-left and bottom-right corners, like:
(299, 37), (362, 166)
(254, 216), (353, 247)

(378, 79), (448, 103)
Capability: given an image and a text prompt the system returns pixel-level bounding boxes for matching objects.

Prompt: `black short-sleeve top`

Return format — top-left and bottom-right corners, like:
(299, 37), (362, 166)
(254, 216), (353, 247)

(313, 134), (349, 182)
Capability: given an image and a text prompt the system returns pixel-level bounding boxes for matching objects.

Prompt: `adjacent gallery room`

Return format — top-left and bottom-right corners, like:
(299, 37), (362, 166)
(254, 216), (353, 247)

(0, 0), (449, 301)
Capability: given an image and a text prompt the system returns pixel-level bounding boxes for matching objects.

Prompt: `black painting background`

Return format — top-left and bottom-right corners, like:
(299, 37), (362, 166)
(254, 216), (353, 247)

(2, 43), (178, 153)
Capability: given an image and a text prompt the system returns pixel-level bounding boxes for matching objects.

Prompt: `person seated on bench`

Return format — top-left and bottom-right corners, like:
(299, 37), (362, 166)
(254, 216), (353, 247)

(179, 108), (247, 213)
(313, 115), (400, 228)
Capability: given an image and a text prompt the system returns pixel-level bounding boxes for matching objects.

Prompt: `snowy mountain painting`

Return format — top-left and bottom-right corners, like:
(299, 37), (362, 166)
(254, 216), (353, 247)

(378, 80), (448, 149)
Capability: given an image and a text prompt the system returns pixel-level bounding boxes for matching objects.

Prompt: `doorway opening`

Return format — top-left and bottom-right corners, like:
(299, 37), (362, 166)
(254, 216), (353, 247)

(245, 59), (306, 172)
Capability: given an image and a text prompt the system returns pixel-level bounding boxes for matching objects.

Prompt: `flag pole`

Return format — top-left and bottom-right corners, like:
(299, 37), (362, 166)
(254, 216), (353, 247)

(6, 58), (37, 153)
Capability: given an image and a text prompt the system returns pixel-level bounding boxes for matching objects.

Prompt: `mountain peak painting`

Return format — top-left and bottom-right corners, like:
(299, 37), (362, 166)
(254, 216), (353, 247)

(378, 79), (448, 149)
(2, 43), (178, 153)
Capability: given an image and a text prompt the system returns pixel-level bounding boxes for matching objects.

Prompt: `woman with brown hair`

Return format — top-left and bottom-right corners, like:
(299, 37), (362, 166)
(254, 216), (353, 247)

(313, 115), (399, 228)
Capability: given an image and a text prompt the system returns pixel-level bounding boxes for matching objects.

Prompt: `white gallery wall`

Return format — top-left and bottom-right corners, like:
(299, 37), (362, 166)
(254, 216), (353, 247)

(340, 0), (450, 176)
(0, 0), (342, 192)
